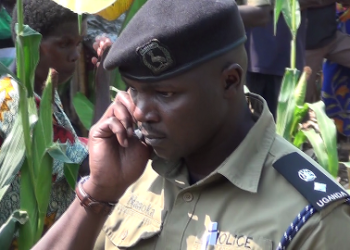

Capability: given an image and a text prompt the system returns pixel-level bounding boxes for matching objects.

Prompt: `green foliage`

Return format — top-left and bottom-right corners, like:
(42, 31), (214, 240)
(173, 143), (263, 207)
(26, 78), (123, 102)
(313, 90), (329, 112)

(305, 102), (339, 177)
(73, 0), (148, 130)
(73, 92), (94, 130)
(0, 210), (28, 250)
(64, 163), (80, 190)
(0, 0), (82, 248)
(275, 0), (339, 177)
(276, 69), (300, 141)
(274, 0), (300, 68)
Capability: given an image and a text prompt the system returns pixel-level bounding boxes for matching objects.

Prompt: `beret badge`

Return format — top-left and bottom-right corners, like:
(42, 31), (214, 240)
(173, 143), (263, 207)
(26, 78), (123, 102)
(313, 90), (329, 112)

(136, 39), (174, 75)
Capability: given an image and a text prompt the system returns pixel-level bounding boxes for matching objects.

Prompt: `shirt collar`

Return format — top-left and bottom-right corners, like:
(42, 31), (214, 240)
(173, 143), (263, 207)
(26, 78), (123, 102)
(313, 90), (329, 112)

(152, 93), (276, 192)
(216, 93), (276, 193)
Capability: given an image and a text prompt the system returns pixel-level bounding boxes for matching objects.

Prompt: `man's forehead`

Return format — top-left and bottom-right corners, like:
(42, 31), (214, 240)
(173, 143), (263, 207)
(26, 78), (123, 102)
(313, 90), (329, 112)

(104, 0), (246, 83)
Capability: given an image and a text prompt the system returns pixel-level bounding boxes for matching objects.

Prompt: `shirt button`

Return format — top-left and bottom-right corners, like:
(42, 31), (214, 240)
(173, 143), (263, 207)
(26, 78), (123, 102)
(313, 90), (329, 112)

(183, 192), (193, 202)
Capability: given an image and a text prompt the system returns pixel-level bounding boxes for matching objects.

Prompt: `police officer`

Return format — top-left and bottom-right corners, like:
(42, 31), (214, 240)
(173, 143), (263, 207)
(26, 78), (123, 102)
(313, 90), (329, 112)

(34, 0), (350, 249)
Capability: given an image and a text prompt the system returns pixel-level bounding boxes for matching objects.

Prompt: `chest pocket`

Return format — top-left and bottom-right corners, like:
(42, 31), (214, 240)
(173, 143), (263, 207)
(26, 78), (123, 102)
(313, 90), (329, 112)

(102, 195), (166, 249)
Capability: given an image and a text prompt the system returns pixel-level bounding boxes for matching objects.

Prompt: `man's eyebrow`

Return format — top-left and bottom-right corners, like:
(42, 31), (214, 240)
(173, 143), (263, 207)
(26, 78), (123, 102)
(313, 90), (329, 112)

(123, 79), (179, 90)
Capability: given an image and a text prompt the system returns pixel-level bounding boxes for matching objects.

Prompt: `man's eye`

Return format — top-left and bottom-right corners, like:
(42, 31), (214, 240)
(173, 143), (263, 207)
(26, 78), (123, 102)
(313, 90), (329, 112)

(157, 91), (174, 97)
(59, 41), (69, 48)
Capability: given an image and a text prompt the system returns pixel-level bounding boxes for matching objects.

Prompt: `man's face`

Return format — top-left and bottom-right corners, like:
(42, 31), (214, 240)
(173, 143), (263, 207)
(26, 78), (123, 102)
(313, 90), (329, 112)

(125, 62), (228, 161)
(37, 20), (87, 84)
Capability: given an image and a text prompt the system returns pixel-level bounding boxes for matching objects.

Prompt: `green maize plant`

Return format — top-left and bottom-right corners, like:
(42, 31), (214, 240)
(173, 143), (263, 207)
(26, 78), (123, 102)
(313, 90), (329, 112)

(275, 0), (339, 177)
(0, 0), (79, 248)
(69, 0), (148, 130)
(0, 0), (148, 246)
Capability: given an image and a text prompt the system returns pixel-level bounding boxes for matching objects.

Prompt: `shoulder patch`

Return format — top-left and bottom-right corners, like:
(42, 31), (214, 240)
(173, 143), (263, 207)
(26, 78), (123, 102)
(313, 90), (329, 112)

(273, 152), (349, 211)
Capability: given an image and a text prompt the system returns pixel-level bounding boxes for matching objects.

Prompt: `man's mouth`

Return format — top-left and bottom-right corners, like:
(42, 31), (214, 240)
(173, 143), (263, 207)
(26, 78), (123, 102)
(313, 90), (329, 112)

(139, 128), (166, 146)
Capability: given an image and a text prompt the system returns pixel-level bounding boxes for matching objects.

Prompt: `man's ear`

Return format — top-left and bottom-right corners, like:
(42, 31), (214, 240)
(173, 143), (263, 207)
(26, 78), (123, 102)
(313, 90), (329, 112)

(221, 63), (243, 96)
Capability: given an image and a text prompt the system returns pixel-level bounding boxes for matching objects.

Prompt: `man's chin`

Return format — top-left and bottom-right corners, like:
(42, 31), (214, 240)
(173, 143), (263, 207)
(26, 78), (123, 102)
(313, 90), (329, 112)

(57, 75), (73, 85)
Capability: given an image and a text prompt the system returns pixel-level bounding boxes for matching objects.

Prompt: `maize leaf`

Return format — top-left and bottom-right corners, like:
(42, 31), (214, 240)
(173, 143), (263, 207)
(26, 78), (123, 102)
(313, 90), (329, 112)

(302, 129), (329, 171)
(274, 0), (300, 36)
(18, 159), (37, 250)
(294, 68), (309, 107)
(64, 163), (80, 190)
(47, 143), (75, 163)
(0, 64), (27, 202)
(276, 68), (300, 141)
(0, 210), (28, 250)
(34, 153), (52, 241)
(72, 92), (94, 130)
(0, 116), (25, 201)
(32, 70), (55, 241)
(15, 24), (41, 184)
(290, 103), (308, 137)
(293, 130), (307, 149)
(308, 101), (338, 177)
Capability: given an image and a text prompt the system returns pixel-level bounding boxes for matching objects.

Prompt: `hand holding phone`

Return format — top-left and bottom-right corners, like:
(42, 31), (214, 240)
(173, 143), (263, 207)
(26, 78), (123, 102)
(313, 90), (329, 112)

(85, 91), (151, 202)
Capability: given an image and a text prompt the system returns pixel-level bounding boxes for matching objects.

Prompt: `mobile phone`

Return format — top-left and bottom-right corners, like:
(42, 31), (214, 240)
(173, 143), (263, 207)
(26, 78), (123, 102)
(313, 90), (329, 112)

(133, 128), (145, 142)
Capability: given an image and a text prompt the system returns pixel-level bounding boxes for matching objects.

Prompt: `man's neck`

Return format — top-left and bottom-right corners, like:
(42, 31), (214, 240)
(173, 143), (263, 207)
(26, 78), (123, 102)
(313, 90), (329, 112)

(184, 106), (255, 182)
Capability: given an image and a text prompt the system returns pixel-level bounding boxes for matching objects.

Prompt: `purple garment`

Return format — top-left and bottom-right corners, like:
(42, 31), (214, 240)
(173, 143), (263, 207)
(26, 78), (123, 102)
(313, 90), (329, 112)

(245, 11), (307, 76)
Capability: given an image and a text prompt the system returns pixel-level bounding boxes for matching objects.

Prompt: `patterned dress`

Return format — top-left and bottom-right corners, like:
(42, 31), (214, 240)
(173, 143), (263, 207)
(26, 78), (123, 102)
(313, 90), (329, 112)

(0, 75), (88, 248)
(321, 8), (350, 136)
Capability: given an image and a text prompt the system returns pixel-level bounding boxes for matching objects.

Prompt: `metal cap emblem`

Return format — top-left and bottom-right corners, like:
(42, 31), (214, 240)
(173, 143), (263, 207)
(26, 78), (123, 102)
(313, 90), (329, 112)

(298, 169), (317, 182)
(137, 39), (174, 75)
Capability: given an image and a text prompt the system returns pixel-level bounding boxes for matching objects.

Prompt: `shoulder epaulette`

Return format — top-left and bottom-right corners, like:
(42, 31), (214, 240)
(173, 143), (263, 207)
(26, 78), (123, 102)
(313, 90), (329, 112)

(273, 152), (350, 250)
(273, 152), (349, 211)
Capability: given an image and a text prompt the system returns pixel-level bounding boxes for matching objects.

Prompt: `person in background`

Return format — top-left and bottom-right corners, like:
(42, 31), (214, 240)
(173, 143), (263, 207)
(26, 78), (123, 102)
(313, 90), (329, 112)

(32, 1), (350, 249)
(302, 0), (350, 102)
(236, 0), (272, 28)
(239, 0), (307, 119)
(321, 4), (350, 136)
(0, 0), (111, 247)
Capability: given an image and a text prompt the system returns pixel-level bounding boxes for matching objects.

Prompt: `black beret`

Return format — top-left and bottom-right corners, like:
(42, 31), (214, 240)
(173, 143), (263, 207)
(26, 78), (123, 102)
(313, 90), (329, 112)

(104, 0), (246, 82)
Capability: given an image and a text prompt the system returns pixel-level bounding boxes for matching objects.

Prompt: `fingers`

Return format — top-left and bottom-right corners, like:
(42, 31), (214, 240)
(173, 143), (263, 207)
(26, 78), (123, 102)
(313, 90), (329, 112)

(92, 35), (112, 67)
(94, 116), (130, 147)
(93, 35), (112, 57)
(91, 91), (136, 145)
